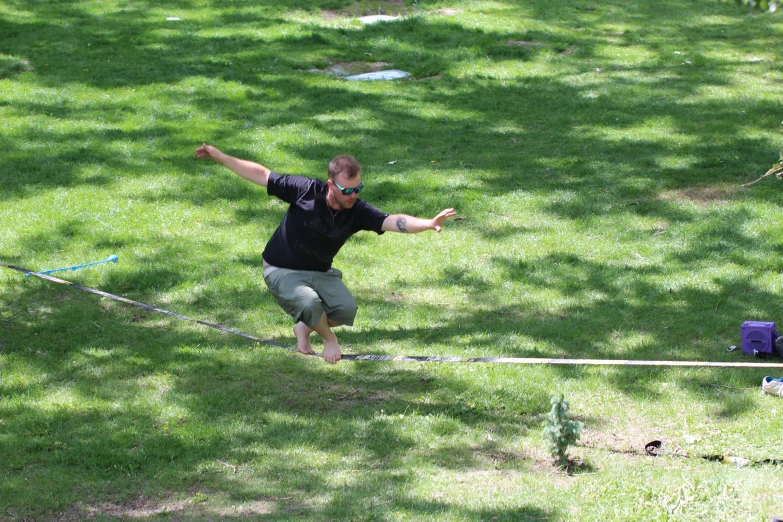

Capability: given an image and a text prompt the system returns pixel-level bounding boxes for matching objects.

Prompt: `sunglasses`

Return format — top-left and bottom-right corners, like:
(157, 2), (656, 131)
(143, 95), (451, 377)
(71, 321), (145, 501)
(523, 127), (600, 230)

(333, 180), (364, 195)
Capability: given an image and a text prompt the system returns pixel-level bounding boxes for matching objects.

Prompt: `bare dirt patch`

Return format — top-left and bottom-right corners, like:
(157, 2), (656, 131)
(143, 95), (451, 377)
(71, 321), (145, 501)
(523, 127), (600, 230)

(658, 186), (737, 207)
(321, 0), (408, 19)
(331, 384), (393, 403)
(56, 495), (193, 520)
(384, 292), (403, 302)
(474, 447), (528, 468)
(55, 493), (286, 520)
(235, 501), (275, 515)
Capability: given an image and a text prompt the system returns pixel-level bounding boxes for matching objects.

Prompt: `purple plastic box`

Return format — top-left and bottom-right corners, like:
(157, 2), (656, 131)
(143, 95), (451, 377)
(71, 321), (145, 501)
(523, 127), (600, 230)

(741, 321), (778, 356)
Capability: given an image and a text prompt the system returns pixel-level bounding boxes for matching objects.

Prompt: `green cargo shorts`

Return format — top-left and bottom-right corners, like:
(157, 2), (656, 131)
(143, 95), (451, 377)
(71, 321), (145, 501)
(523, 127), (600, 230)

(262, 265), (357, 327)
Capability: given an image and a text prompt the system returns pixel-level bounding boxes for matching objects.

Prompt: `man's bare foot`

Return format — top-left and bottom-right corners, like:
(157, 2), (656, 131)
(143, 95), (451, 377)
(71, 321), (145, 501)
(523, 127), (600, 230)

(322, 337), (342, 364)
(293, 322), (315, 355)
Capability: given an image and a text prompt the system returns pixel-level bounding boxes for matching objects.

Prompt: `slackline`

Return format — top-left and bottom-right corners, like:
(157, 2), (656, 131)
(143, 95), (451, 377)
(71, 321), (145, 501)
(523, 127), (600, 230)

(4, 260), (783, 369)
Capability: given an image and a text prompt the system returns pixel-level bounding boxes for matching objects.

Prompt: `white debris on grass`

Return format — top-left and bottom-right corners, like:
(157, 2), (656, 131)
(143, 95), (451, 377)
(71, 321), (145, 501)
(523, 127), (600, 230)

(358, 15), (399, 24)
(344, 70), (410, 81)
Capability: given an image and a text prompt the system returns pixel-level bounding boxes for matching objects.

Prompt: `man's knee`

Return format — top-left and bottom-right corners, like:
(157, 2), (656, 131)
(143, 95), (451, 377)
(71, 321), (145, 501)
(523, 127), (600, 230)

(342, 299), (358, 321)
(329, 296), (357, 326)
(293, 287), (324, 326)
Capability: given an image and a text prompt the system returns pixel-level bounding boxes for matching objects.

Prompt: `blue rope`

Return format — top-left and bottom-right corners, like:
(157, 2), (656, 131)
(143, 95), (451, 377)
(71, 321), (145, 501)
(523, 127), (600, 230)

(24, 255), (118, 277)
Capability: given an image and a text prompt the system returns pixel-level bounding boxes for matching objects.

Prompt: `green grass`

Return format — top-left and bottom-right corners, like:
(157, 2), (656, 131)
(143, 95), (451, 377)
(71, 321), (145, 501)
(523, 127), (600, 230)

(2, 0), (783, 520)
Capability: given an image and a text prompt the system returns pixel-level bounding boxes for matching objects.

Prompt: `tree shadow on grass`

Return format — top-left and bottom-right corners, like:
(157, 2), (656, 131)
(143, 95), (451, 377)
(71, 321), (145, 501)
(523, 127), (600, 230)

(2, 2), (780, 225)
(2, 0), (783, 517)
(1, 214), (773, 518)
(0, 267), (555, 519)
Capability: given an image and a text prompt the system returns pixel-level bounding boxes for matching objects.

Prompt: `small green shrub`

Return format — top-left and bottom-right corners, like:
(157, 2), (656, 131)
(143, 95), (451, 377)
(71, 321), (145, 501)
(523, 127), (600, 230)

(543, 395), (583, 468)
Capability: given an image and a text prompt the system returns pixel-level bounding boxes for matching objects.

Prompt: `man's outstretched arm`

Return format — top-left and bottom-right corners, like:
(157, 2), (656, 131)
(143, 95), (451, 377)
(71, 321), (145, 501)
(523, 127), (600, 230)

(381, 208), (456, 233)
(195, 144), (271, 187)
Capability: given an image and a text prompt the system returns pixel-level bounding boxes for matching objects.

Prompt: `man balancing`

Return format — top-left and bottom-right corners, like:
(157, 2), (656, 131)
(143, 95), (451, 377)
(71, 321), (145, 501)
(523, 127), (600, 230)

(195, 144), (456, 364)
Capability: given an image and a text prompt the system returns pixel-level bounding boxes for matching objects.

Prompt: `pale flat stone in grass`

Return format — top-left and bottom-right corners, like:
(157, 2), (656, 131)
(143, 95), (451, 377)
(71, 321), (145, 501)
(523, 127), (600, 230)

(344, 70), (410, 81)
(358, 15), (399, 24)
(309, 62), (394, 78)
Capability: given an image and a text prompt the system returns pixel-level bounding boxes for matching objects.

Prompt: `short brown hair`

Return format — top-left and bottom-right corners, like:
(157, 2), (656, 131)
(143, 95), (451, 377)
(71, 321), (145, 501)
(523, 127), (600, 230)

(328, 155), (361, 180)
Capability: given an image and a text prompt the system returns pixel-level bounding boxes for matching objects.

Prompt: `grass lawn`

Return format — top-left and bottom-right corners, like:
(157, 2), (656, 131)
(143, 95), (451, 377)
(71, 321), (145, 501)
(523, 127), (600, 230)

(2, 0), (783, 520)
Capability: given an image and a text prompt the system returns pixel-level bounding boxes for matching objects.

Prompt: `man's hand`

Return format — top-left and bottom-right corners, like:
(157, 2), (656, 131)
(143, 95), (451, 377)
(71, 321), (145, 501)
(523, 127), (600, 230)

(382, 208), (457, 233)
(430, 208), (457, 232)
(195, 143), (222, 161)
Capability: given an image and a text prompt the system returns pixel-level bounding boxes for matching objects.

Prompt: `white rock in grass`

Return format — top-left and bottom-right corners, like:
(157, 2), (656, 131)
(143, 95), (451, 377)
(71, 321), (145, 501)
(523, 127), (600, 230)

(358, 15), (399, 24)
(344, 70), (410, 81)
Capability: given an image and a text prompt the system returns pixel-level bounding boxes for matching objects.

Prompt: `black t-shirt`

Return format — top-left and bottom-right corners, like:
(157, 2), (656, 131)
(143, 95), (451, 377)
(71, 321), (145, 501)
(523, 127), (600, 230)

(262, 172), (389, 272)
